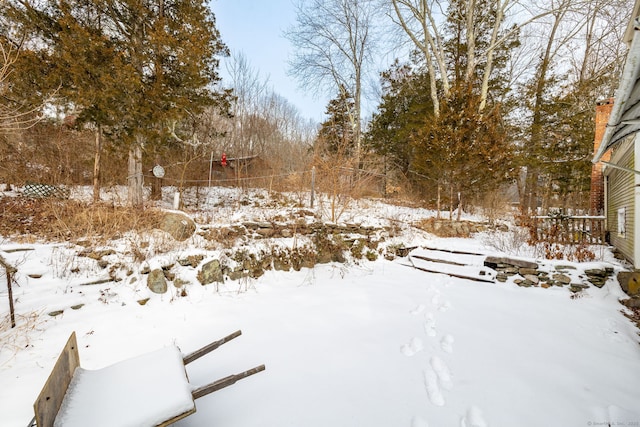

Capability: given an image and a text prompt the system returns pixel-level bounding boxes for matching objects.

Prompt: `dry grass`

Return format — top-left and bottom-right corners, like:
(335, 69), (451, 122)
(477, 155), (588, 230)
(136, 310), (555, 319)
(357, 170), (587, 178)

(0, 197), (164, 243)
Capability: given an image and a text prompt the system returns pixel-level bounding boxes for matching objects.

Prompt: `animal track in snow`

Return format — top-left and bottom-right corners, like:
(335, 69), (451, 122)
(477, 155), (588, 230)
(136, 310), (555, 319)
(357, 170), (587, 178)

(460, 406), (488, 427)
(424, 313), (437, 337)
(440, 334), (454, 353)
(423, 368), (445, 407)
(401, 337), (424, 356)
(430, 356), (453, 391)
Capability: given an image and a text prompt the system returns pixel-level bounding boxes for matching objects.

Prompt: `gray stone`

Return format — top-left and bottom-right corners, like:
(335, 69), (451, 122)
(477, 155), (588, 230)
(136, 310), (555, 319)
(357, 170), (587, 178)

(570, 283), (589, 293)
(147, 268), (168, 294)
(585, 268), (607, 277)
(160, 212), (196, 241)
(555, 265), (577, 271)
(524, 274), (539, 284)
(198, 260), (224, 285)
(552, 273), (572, 285)
(495, 273), (509, 282)
(485, 256), (538, 270)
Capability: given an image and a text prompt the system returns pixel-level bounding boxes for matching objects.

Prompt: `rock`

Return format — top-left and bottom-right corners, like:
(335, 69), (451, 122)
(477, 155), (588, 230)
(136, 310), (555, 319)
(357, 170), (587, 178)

(570, 283), (589, 293)
(147, 269), (168, 294)
(621, 297), (640, 308)
(485, 256), (538, 270)
(28, 274), (42, 279)
(198, 259), (224, 285)
(281, 229), (292, 238)
(137, 298), (150, 306)
(70, 304), (84, 310)
(177, 255), (204, 268)
(48, 310), (64, 317)
(552, 273), (572, 285)
(173, 278), (189, 288)
(618, 271), (640, 296)
(540, 282), (551, 289)
(227, 268), (245, 280)
(495, 273), (509, 282)
(555, 265), (576, 271)
(160, 212), (196, 241)
(523, 274), (539, 284)
(519, 268), (539, 276)
(585, 268), (607, 277)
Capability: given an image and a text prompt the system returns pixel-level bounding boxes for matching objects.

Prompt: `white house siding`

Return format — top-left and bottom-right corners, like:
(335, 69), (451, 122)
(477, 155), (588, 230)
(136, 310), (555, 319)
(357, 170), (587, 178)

(606, 138), (635, 265)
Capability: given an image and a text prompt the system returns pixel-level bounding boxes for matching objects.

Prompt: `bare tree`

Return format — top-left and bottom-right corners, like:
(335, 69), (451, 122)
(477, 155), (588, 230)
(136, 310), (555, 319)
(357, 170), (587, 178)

(518, 0), (629, 212)
(0, 42), (43, 133)
(388, 0), (569, 116)
(285, 0), (380, 164)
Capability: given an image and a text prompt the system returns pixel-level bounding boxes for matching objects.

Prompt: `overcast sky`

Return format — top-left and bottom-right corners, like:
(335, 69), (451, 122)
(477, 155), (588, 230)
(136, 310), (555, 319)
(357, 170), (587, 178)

(212, 0), (330, 122)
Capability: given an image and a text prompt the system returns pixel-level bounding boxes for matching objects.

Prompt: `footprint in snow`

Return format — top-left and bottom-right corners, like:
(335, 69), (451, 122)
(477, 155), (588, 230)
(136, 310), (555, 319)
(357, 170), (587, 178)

(411, 304), (426, 315)
(460, 406), (488, 427)
(438, 300), (451, 312)
(440, 334), (454, 353)
(430, 356), (453, 391)
(424, 313), (437, 337)
(401, 337), (424, 356)
(411, 416), (430, 427)
(423, 367), (445, 407)
(431, 293), (441, 306)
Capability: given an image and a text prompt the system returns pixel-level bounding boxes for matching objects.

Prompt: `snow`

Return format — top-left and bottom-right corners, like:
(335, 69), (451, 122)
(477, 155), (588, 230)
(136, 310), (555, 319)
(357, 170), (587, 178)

(1, 187), (640, 427)
(54, 346), (194, 427)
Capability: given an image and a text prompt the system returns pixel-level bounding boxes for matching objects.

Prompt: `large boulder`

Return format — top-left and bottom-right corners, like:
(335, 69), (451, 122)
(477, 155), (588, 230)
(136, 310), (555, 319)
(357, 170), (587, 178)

(160, 212), (196, 241)
(618, 271), (640, 296)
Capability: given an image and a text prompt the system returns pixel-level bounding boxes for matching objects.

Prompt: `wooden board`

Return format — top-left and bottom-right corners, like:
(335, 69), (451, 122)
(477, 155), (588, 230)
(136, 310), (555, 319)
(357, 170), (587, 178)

(33, 332), (80, 427)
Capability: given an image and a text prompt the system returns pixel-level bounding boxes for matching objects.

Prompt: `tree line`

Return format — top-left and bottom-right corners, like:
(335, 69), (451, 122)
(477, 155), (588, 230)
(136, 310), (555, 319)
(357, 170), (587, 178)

(0, 0), (632, 216)
(288, 0), (629, 216)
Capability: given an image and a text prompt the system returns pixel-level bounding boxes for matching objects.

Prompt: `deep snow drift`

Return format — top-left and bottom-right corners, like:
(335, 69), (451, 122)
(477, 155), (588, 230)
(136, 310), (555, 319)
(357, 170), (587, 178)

(1, 187), (639, 427)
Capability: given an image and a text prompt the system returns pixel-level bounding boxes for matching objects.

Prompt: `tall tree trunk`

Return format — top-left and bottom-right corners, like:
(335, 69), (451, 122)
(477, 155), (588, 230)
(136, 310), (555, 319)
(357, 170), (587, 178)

(92, 125), (102, 203)
(523, 5), (566, 214)
(128, 139), (144, 207)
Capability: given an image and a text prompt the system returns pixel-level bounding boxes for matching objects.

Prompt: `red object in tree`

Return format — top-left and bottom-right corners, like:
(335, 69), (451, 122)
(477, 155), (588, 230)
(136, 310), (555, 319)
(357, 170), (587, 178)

(221, 153), (227, 167)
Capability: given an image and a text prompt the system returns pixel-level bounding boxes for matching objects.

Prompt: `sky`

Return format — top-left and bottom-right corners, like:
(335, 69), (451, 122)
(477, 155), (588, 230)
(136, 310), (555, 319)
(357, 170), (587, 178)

(211, 0), (330, 123)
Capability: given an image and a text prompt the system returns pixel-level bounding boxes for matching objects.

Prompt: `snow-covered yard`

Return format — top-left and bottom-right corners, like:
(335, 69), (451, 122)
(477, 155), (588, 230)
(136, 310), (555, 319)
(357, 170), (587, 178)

(1, 187), (639, 427)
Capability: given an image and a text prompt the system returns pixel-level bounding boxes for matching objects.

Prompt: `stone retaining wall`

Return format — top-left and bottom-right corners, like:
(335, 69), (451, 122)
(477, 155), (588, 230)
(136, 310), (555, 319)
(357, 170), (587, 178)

(484, 256), (614, 292)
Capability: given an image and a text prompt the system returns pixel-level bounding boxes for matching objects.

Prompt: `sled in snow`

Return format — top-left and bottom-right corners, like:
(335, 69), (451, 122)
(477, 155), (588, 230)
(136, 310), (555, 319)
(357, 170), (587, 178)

(29, 330), (265, 427)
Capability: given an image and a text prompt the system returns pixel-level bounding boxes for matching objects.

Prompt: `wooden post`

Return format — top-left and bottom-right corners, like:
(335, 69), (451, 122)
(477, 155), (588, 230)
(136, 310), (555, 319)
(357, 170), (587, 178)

(0, 255), (16, 328)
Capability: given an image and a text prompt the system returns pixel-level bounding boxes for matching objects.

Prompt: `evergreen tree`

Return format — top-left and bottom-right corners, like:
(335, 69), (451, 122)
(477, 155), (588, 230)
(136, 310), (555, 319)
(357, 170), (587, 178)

(411, 83), (514, 218)
(365, 60), (433, 176)
(2, 0), (229, 205)
(316, 87), (356, 156)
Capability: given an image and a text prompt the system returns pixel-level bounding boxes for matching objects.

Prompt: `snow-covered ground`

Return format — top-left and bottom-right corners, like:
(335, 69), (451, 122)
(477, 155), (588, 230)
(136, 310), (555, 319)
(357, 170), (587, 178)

(1, 187), (639, 427)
